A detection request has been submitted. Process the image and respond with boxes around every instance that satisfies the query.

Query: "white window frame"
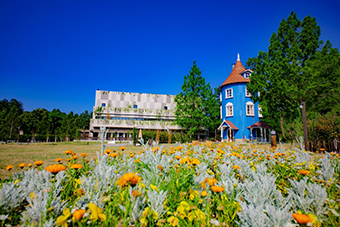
[225,88,233,99]
[245,88,252,97]
[246,101,254,116]
[258,106,263,118]
[226,103,233,117]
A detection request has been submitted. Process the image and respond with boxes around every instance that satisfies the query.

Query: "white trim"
[225,88,233,99]
[246,101,254,116]
[245,88,252,97]
[226,102,233,117]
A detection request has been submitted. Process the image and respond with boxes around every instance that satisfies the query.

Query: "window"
[245,88,252,97]
[258,106,263,118]
[246,101,254,116]
[220,106,222,119]
[244,72,250,79]
[101,103,106,107]
[133,104,138,108]
[225,88,233,99]
[164,106,168,110]
[226,103,233,117]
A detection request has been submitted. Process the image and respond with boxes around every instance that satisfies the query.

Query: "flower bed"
[0,142,339,226]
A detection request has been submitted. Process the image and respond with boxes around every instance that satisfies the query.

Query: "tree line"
[246,12,340,147]
[0,99,91,142]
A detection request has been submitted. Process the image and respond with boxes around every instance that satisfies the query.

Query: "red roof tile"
[220,59,250,88]
[218,120,239,130]
[247,121,272,129]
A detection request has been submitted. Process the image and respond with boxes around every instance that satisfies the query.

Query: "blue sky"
[1,0,339,114]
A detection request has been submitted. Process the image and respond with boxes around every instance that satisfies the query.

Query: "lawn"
[0,142,174,179]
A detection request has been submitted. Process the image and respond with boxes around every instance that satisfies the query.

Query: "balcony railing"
[91,119,182,130]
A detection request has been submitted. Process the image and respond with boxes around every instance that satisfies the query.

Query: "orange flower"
[233,165,241,170]
[55,158,63,162]
[70,164,83,169]
[190,159,200,165]
[132,190,139,197]
[292,213,312,225]
[205,178,217,186]
[34,161,43,166]
[175,155,181,160]
[5,165,13,171]
[71,155,79,160]
[65,158,71,162]
[201,190,207,197]
[74,188,85,196]
[45,164,66,174]
[104,149,111,154]
[65,150,72,155]
[73,209,86,221]
[211,186,224,193]
[117,172,141,188]
[120,147,126,151]
[109,153,118,158]
[80,153,87,158]
[28,164,32,167]
[18,163,26,169]
[298,170,310,175]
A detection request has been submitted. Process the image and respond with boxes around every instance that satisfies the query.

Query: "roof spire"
[237,53,240,61]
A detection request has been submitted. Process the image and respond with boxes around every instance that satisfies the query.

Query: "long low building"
[89,90,182,139]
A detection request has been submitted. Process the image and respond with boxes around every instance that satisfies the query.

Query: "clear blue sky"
[1,0,339,114]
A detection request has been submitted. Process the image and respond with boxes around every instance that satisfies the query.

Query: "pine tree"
[175,61,220,139]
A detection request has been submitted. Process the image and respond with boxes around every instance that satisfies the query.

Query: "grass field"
[0,141,174,179]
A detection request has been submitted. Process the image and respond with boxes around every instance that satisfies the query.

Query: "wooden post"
[301,101,309,151]
[271,131,277,148]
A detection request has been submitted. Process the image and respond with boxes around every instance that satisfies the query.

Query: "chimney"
[231,63,235,69]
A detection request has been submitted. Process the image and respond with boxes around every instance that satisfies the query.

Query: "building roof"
[218,120,239,130]
[220,56,250,88]
[247,121,272,129]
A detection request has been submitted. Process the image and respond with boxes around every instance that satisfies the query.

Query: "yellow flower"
[56,208,71,226]
[117,172,141,188]
[175,155,181,160]
[88,203,106,222]
[167,216,179,226]
[201,190,207,197]
[109,153,118,158]
[150,184,159,192]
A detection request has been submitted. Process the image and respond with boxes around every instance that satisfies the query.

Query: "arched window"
[246,101,254,116]
[226,103,233,117]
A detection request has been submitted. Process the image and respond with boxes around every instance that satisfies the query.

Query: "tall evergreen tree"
[175,61,220,139]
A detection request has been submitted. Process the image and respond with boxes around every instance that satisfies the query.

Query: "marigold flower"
[211,185,224,193]
[175,155,181,160]
[18,163,26,169]
[117,172,141,188]
[201,190,207,197]
[70,164,83,169]
[80,153,87,157]
[56,208,71,226]
[55,158,63,162]
[64,150,72,155]
[190,159,200,165]
[298,170,310,175]
[34,161,43,166]
[132,190,139,197]
[205,177,217,186]
[28,163,32,167]
[5,165,14,171]
[292,213,312,225]
[45,164,66,174]
[71,155,79,160]
[120,147,126,151]
[109,153,118,158]
[233,165,241,170]
[65,158,71,162]
[73,209,86,221]
[105,149,111,154]
[74,188,85,196]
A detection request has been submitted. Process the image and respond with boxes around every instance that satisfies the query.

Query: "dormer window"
[246,88,252,97]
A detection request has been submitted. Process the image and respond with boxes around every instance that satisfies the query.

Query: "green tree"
[246,12,322,137]
[0,99,23,140]
[175,61,220,139]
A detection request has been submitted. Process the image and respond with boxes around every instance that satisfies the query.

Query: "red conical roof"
[220,57,250,88]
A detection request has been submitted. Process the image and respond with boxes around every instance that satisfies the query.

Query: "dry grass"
[0,141,174,179]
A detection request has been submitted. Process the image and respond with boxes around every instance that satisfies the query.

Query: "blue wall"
[221,83,259,140]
